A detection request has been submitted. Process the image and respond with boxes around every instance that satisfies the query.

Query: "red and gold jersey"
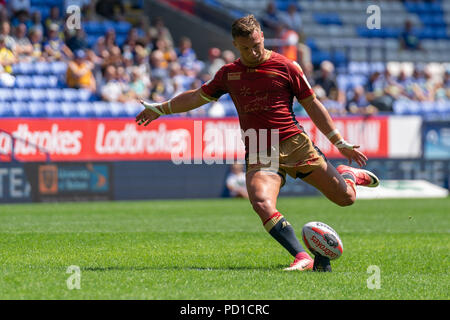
[200,51,315,152]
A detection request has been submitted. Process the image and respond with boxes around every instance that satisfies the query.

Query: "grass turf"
[0,197,448,300]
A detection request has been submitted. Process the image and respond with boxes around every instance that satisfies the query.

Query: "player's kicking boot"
[283,252,314,271]
[337,165,379,188]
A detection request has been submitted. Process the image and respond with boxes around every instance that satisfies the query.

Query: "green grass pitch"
[0,197,448,300]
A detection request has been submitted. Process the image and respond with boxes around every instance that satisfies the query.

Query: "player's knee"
[251,199,275,216]
[335,193,355,207]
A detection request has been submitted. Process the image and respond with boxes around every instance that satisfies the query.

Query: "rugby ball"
[302,221,343,260]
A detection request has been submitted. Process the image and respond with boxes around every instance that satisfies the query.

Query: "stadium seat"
[0,102,13,117]
[34,61,52,75]
[115,21,132,34]
[12,62,33,75]
[109,102,129,117]
[29,89,48,102]
[15,75,33,88]
[50,62,67,76]
[46,88,63,102]
[76,102,96,117]
[62,88,79,102]
[61,102,79,117]
[123,102,143,117]
[93,102,113,117]
[0,88,13,102]
[44,102,63,117]
[12,89,31,102]
[11,102,31,117]
[28,102,47,117]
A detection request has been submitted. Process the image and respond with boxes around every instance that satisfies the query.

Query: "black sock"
[263,212,305,257]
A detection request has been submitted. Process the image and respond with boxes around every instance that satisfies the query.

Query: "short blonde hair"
[231,14,261,39]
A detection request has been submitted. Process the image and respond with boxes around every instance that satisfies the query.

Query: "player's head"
[231,15,265,66]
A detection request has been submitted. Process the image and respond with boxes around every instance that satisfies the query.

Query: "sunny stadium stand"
[0,0,449,119]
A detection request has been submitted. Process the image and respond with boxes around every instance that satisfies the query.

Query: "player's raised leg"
[246,170,313,271]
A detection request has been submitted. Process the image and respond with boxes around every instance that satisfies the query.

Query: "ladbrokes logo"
[0,124,82,156]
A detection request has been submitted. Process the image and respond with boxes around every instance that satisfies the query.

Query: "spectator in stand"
[101,65,128,102]
[126,67,149,100]
[204,47,225,76]
[226,164,248,199]
[104,28,118,52]
[45,6,63,35]
[278,3,302,34]
[8,0,30,18]
[260,2,281,31]
[148,16,174,48]
[13,23,33,60]
[399,20,422,51]
[1,21,16,52]
[149,49,169,79]
[29,10,44,35]
[150,76,168,103]
[176,36,198,70]
[222,49,236,64]
[272,23,298,62]
[313,60,343,103]
[153,36,177,66]
[346,85,378,115]
[66,49,96,93]
[314,84,346,115]
[66,27,88,52]
[11,9,31,29]
[0,34,16,72]
[29,27,43,61]
[44,23,73,61]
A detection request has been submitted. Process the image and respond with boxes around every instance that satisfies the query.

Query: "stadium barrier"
[0,116,448,203]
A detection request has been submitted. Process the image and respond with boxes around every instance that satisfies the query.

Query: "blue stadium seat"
[115,21,132,34]
[29,89,48,102]
[0,88,13,102]
[45,102,63,117]
[12,89,31,102]
[110,102,129,117]
[61,102,79,117]
[31,75,54,89]
[46,88,63,102]
[76,102,96,117]
[11,102,32,117]
[62,88,79,102]
[12,62,33,75]
[84,21,105,35]
[28,102,47,117]
[34,61,52,75]
[77,89,93,102]
[15,75,33,88]
[0,102,13,117]
[93,102,113,117]
[123,103,142,117]
[393,100,408,115]
[50,62,67,76]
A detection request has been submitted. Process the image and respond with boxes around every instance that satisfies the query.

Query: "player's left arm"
[301,97,367,167]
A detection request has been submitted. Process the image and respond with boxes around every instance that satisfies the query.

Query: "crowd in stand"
[0,0,449,117]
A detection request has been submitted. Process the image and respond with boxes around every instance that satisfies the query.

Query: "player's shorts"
[245,132,327,187]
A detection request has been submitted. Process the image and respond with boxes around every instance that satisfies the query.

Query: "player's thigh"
[246,170,282,222]
[301,161,355,206]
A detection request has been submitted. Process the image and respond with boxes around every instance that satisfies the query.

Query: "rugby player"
[135,15,379,272]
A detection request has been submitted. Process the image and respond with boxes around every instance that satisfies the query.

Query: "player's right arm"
[135,87,209,126]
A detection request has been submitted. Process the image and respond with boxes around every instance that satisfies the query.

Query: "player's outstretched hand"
[135,100,161,126]
[338,145,368,168]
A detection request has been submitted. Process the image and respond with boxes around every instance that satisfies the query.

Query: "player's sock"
[263,212,305,257]
[340,172,356,194]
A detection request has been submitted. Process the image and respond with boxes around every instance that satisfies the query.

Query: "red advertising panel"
[0,117,388,162]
